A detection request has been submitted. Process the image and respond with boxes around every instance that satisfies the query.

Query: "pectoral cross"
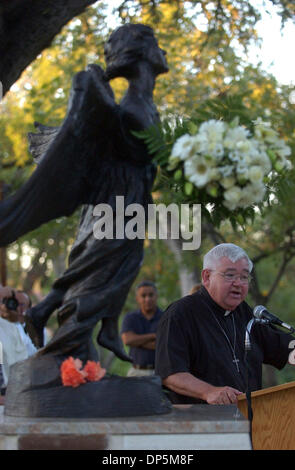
[233,357,240,372]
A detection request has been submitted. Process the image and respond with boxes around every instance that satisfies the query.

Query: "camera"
[2,291,19,311]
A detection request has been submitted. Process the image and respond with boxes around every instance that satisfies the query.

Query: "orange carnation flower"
[83,360,106,382]
[60,357,87,388]
[60,357,106,388]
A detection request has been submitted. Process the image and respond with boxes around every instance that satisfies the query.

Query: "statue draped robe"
[0,66,158,364]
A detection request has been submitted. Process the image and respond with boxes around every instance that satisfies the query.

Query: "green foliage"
[135,92,293,235]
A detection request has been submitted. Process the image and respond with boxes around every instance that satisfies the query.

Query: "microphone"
[253,305,294,332]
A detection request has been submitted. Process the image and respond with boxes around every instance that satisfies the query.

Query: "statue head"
[104,23,168,80]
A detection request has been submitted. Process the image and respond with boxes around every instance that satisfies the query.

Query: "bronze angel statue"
[0,24,168,371]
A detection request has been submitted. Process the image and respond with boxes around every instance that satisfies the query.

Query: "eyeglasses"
[213,271,252,284]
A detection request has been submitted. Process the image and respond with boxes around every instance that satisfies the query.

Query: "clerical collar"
[199,286,234,317]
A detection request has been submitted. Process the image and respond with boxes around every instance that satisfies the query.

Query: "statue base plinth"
[4,358,171,418]
[0,404,252,450]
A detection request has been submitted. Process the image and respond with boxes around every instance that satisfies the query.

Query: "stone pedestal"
[0,404,251,450]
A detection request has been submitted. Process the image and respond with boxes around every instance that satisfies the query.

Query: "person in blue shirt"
[121,281,163,377]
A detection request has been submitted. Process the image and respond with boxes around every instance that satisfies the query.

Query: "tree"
[1,0,294,98]
[0,0,100,96]
[2,1,294,294]
[1,1,295,379]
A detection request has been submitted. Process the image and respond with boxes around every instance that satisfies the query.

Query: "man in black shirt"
[155,243,294,405]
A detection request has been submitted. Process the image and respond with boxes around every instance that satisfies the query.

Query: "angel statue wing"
[28,123,60,165]
[0,65,118,247]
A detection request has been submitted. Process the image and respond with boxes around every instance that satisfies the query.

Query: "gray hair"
[203,243,253,272]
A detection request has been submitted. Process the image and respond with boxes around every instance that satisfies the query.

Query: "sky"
[4,1,295,103]
[106,0,295,87]
[247,3,295,86]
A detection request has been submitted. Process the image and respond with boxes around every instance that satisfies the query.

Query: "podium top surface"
[238,380,295,402]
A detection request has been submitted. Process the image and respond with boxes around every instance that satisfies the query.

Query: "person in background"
[0,287,37,356]
[15,290,37,355]
[0,286,32,395]
[121,281,163,377]
[0,315,29,391]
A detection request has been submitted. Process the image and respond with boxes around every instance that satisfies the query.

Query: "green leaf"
[187,121,198,135]
[184,181,193,196]
[174,169,182,181]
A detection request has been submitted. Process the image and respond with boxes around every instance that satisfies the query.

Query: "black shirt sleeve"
[155,301,193,379]
[254,323,294,370]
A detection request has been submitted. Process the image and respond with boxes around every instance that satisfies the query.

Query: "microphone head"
[253,305,266,319]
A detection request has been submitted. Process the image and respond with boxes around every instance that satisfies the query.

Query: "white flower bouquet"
[168,117,292,213]
[134,98,293,228]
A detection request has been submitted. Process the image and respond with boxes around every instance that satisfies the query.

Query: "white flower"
[167,117,291,214]
[219,165,234,178]
[220,176,236,189]
[198,119,226,142]
[223,186,243,211]
[244,153,256,166]
[236,139,253,154]
[236,162,249,177]
[253,150,272,174]
[247,165,264,184]
[170,134,195,162]
[228,150,247,164]
[202,141,225,159]
[224,126,250,150]
[272,142,292,172]
[193,133,210,155]
[238,182,266,206]
[272,141,292,159]
[284,159,293,170]
[214,143,225,158]
[249,182,266,203]
[194,120,226,161]
[238,185,257,208]
[274,157,293,172]
[209,167,222,181]
[253,118,279,143]
[184,156,212,188]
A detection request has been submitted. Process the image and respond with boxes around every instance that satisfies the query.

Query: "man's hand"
[204,386,243,405]
[163,372,243,405]
[0,304,19,323]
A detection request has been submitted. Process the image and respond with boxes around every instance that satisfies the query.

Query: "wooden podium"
[237,381,295,450]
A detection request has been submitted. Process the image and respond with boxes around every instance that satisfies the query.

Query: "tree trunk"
[0,0,97,96]
[163,237,200,296]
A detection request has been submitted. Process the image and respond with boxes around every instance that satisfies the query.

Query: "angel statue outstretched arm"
[0,24,168,370]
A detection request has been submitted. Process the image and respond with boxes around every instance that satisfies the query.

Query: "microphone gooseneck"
[253,305,294,333]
